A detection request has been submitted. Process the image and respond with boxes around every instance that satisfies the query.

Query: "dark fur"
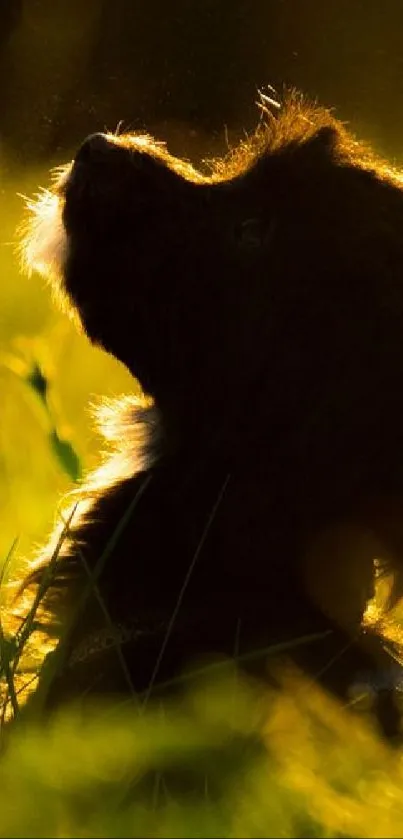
[14,93,403,738]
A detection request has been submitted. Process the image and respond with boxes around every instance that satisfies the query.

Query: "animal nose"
[74,132,111,165]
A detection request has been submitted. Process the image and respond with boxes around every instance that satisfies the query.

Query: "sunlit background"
[2,3,403,835]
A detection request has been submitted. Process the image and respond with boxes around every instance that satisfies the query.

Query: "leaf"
[25,361,49,405]
[49,430,82,482]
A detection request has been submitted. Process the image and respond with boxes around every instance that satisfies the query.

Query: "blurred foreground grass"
[1,666,403,838]
[0,164,134,566]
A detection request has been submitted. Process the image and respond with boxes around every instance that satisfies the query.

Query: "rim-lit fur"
[10,91,403,730]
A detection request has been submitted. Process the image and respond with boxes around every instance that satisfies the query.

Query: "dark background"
[1,0,403,167]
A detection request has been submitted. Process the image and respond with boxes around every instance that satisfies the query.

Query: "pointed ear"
[308,125,339,150]
[303,125,342,163]
[269,125,340,177]
[298,126,339,162]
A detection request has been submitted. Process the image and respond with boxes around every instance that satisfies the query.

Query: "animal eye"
[234,217,274,249]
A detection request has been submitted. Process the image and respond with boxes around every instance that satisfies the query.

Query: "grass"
[2,164,403,837]
[1,664,403,838]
